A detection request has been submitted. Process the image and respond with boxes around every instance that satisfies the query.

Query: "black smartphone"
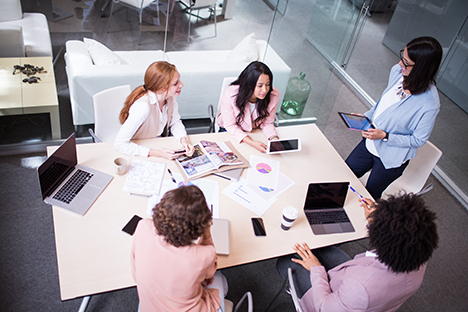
[122,215,143,235]
[251,217,266,236]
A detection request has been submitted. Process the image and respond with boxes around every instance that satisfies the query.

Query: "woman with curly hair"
[276,192,439,312]
[131,185,228,312]
[216,61,280,153]
[114,61,194,159]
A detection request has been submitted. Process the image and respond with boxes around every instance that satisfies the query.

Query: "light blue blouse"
[364,64,440,169]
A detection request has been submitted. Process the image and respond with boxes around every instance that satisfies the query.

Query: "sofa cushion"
[84,38,127,65]
[0,25,25,57]
[0,0,23,22]
[0,13,52,57]
[227,32,258,63]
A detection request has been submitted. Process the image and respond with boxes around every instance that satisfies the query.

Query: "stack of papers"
[222,155,295,215]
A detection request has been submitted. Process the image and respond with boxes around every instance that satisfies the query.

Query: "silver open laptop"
[303,182,355,235]
[37,133,113,216]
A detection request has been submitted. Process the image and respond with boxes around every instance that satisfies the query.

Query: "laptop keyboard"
[53,169,93,204]
[306,210,350,224]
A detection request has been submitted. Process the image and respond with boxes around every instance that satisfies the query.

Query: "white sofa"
[64,39,291,126]
[0,13,53,57]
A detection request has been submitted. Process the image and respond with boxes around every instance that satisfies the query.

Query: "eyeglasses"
[399,50,415,69]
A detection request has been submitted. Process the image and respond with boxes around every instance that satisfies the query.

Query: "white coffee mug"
[281,206,298,231]
[114,157,127,175]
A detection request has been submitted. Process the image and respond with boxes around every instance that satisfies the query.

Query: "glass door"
[306,0,370,67]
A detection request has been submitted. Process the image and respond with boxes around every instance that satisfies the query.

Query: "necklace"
[396,85,408,100]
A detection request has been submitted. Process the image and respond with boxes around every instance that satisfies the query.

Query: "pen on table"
[130,192,151,197]
[167,168,176,184]
[349,186,369,207]
[210,204,213,216]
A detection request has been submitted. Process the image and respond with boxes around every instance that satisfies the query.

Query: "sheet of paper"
[123,159,165,196]
[147,173,220,217]
[246,172,295,201]
[222,178,277,216]
[246,155,280,189]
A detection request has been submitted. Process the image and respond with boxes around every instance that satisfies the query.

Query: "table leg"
[78,296,91,312]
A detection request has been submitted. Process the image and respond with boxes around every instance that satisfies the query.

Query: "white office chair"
[287,268,304,312]
[89,85,131,143]
[359,141,443,198]
[265,267,303,312]
[107,0,159,44]
[180,0,217,42]
[208,76,237,133]
[224,291,253,312]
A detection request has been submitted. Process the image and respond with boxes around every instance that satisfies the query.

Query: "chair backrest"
[359,141,443,197]
[288,268,303,312]
[224,291,253,312]
[212,76,237,132]
[92,85,131,142]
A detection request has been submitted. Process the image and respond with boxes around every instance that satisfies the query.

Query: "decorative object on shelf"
[12,64,47,76]
[281,72,311,116]
[22,76,41,84]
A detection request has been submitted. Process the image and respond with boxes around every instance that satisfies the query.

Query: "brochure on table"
[175,140,249,181]
[123,159,165,196]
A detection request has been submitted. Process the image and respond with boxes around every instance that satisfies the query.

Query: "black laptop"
[303,182,355,235]
[37,133,113,216]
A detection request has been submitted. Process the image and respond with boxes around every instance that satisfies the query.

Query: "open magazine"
[176,140,249,180]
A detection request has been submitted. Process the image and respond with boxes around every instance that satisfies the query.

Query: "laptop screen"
[38,134,78,199]
[304,182,349,210]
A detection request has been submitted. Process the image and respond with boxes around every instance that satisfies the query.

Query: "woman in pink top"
[217,61,280,153]
[114,61,195,159]
[131,185,228,312]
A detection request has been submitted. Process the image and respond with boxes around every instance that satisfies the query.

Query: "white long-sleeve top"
[114,91,187,157]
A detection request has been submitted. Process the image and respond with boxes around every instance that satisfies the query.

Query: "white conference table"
[50,124,370,301]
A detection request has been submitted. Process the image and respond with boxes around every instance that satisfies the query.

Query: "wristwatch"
[383,132,389,142]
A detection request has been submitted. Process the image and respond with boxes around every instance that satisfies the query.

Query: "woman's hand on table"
[362,128,386,140]
[291,242,322,271]
[149,148,183,160]
[242,136,268,153]
[180,137,195,156]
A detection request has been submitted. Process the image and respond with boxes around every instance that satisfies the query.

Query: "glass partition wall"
[2,0,467,207]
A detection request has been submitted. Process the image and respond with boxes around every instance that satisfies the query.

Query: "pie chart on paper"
[256,163,272,174]
[259,186,274,192]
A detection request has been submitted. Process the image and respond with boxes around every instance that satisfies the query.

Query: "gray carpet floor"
[2,0,468,311]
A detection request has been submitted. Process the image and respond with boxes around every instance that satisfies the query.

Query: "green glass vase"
[281,72,311,116]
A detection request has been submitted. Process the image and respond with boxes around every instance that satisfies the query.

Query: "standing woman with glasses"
[345,37,443,199]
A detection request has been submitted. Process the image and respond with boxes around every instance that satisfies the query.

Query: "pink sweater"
[131,219,220,312]
[217,85,279,143]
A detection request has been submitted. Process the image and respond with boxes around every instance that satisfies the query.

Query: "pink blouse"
[131,219,220,312]
[217,85,279,143]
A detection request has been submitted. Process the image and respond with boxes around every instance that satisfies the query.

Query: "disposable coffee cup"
[114,157,127,175]
[281,206,298,231]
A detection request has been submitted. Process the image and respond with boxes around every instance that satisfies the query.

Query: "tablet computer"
[267,138,301,154]
[338,112,375,131]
